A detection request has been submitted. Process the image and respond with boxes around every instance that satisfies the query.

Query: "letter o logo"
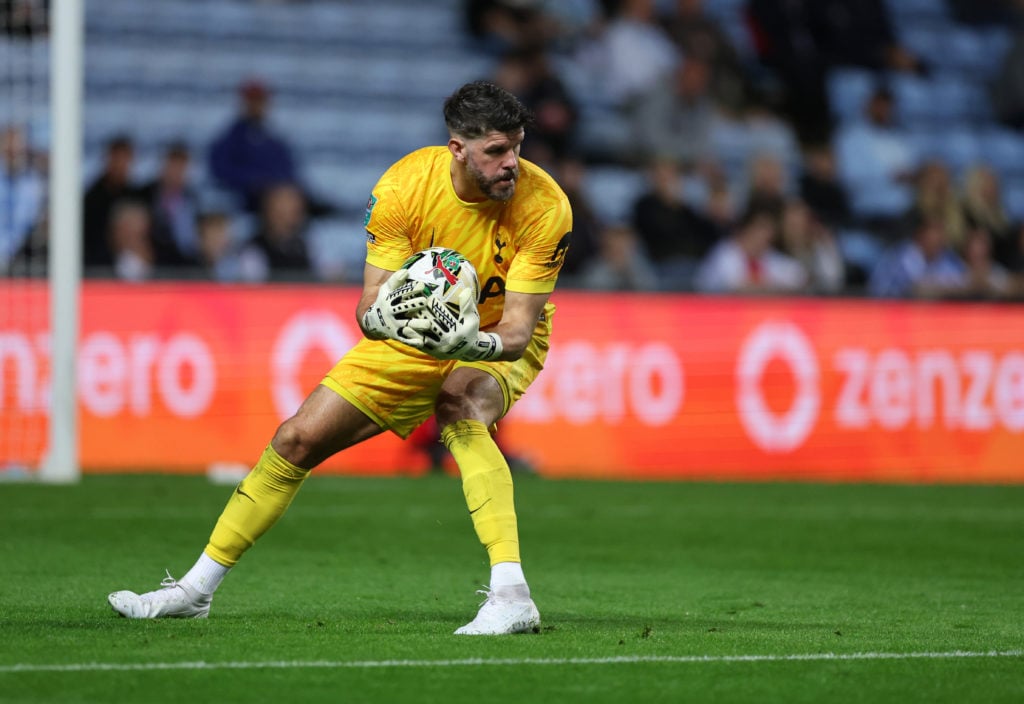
[158,333,216,418]
[736,321,820,453]
[271,311,354,420]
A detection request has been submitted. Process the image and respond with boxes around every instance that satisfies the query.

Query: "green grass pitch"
[0,475,1021,703]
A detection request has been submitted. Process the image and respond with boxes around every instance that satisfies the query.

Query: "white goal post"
[38,0,83,482]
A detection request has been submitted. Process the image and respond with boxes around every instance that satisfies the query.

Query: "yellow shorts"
[321,303,554,439]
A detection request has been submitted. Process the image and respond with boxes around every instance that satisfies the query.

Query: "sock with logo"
[203,444,310,568]
[441,419,521,567]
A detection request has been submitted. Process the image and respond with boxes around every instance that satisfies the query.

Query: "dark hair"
[738,199,782,230]
[443,80,533,139]
[164,140,190,159]
[106,134,134,152]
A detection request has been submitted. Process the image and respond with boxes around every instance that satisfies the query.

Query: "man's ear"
[448,136,466,163]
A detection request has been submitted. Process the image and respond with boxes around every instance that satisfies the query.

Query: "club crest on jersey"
[363,194,378,226]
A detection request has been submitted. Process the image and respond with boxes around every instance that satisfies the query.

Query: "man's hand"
[361,269,432,345]
[422,289,503,362]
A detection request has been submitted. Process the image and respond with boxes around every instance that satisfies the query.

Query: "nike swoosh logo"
[469,499,492,515]
[235,487,256,503]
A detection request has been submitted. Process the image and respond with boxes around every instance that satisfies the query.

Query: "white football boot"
[454,588,540,636]
[108,571,212,619]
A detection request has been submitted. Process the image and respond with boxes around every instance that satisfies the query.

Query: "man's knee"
[435,368,505,428]
[271,417,327,469]
[434,390,473,428]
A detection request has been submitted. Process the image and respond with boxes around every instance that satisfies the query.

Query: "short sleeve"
[364,170,414,271]
[506,196,574,294]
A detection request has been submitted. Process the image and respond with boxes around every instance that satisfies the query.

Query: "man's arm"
[484,290,550,361]
[355,262,393,327]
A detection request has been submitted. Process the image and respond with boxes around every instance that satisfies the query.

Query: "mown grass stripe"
[2,650,1021,674]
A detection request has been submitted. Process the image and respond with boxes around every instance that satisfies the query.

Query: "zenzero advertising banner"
[2,281,1022,482]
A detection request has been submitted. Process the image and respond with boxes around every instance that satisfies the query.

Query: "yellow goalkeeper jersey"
[363,146,573,328]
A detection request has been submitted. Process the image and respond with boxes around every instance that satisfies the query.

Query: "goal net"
[1,0,81,481]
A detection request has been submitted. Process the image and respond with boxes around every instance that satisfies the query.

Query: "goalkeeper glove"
[422,288,503,362]
[361,269,432,345]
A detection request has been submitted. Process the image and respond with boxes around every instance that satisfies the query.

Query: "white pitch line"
[1,650,1021,674]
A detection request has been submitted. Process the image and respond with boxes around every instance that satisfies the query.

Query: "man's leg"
[108,386,383,618]
[435,367,539,635]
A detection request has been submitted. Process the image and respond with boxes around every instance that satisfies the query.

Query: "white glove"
[361,269,432,345]
[422,288,503,362]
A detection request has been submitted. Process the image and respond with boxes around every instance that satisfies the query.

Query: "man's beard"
[469,160,519,202]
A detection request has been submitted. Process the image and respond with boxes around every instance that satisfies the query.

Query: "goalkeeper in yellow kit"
[107,81,573,635]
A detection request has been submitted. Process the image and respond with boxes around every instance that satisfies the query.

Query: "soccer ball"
[399,247,479,316]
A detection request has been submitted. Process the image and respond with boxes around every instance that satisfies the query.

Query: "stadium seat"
[931,73,982,122]
[582,167,648,225]
[0,37,50,81]
[933,127,981,174]
[305,161,389,212]
[890,73,988,127]
[884,0,950,25]
[897,24,939,61]
[979,127,1024,180]
[1001,178,1024,220]
[708,118,755,180]
[827,69,877,124]
[699,0,755,58]
[306,217,370,282]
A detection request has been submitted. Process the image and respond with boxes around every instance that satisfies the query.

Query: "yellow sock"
[441,420,520,566]
[204,445,309,567]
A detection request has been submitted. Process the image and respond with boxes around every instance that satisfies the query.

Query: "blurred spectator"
[109,201,154,282]
[740,100,800,169]
[551,155,602,278]
[961,227,1015,299]
[745,0,832,143]
[695,201,806,293]
[806,0,925,74]
[195,210,249,282]
[1,0,48,38]
[7,212,47,275]
[237,183,311,281]
[906,161,966,251]
[993,32,1024,131]
[464,0,550,55]
[776,198,845,293]
[83,134,143,269]
[536,0,603,50]
[740,152,788,213]
[630,56,718,166]
[960,165,1017,268]
[632,157,720,287]
[493,44,580,165]
[948,0,1019,25]
[0,124,45,272]
[660,0,751,115]
[208,79,301,213]
[578,222,659,290]
[703,174,739,234]
[1000,223,1024,274]
[868,215,967,299]
[834,86,917,233]
[746,0,924,142]
[140,141,201,269]
[574,0,681,109]
[798,142,851,229]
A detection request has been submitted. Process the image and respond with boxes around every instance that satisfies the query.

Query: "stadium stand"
[3,0,1021,290]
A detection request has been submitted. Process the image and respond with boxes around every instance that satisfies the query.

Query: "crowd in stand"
[3,0,1024,300]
